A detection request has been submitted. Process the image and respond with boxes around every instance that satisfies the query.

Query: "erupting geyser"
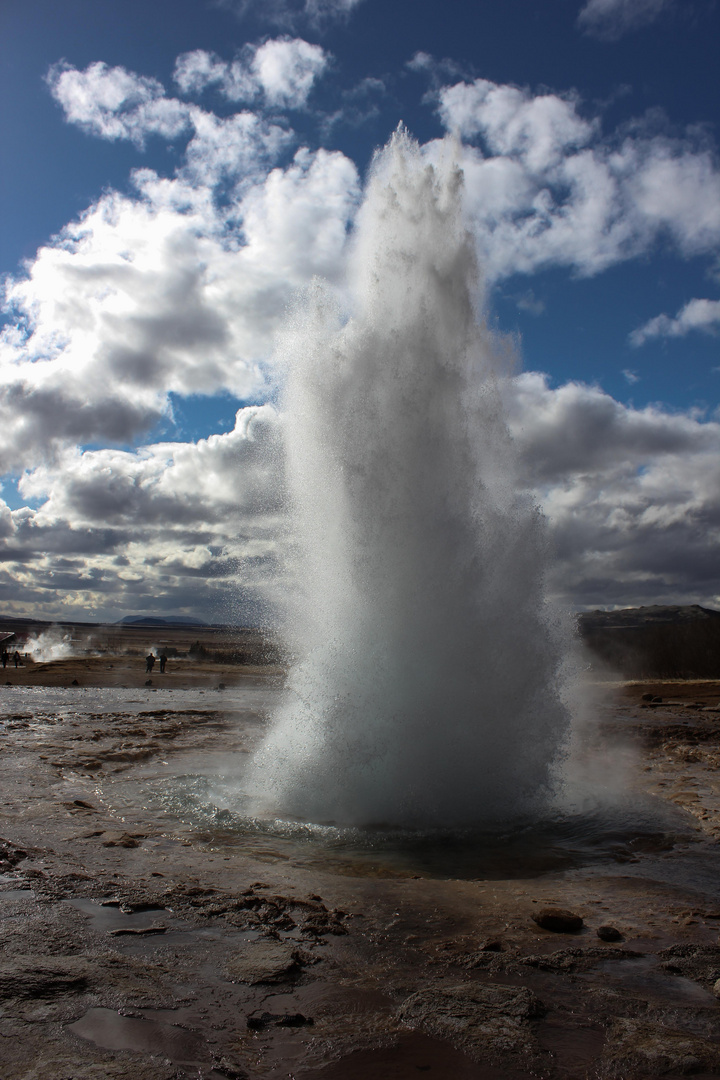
[248,129,573,828]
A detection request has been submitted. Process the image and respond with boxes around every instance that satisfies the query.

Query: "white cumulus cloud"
[174,38,329,109]
[0,406,284,622]
[432,77,720,280]
[508,373,720,607]
[630,297,720,345]
[1,144,359,471]
[3,374,720,619]
[47,61,192,147]
[438,79,596,172]
[5,53,720,618]
[252,37,329,106]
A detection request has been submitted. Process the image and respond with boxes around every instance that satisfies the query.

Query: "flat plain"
[2,646,720,1079]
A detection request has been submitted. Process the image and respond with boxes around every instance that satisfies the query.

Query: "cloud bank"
[2,46,720,619]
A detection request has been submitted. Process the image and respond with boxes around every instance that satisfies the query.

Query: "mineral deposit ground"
[2,668,720,1079]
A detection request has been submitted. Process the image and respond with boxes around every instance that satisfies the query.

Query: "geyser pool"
[247,129,574,828]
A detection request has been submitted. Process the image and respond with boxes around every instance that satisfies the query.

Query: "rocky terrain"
[1,673,720,1077]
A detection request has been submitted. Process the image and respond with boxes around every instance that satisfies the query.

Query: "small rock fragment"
[223,940,305,985]
[212,1058,249,1080]
[532,907,583,933]
[108,925,167,936]
[597,925,623,942]
[246,1011,313,1030]
[102,832,145,848]
[0,840,27,870]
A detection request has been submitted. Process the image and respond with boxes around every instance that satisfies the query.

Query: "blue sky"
[1,0,719,620]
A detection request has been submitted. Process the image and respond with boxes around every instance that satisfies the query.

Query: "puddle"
[536,1021,606,1076]
[68,1008,205,1064]
[121,771,698,881]
[66,898,171,934]
[0,685,276,718]
[596,954,717,1004]
[300,1032,524,1079]
[65,898,257,948]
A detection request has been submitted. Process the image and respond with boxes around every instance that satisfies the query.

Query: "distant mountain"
[578,604,720,630]
[117,616,209,627]
[578,605,720,679]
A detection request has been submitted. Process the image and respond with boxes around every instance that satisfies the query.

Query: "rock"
[107,925,167,937]
[465,943,643,976]
[601,1017,720,1077]
[0,957,90,999]
[658,943,720,984]
[641,693,654,701]
[276,1012,313,1027]
[222,941,306,985]
[597,924,623,942]
[531,907,584,933]
[520,946,642,973]
[246,1011,313,1030]
[398,982,544,1063]
[0,839,27,870]
[212,1058,249,1080]
[102,832,144,848]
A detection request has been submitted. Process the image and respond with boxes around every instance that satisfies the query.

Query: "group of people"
[145,652,168,674]
[1,650,21,669]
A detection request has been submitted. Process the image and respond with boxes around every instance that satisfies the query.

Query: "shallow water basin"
[68,1007,206,1064]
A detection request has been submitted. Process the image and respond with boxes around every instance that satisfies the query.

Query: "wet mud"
[1,678,720,1077]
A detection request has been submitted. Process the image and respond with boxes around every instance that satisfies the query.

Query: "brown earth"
[1,654,283,690]
[0,621,282,690]
[1,673,720,1078]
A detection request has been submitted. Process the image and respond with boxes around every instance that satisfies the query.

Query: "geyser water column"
[248,129,572,828]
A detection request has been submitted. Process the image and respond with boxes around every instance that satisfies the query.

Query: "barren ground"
[1,668,720,1079]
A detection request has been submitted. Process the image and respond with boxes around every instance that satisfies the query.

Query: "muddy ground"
[1,674,720,1078]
